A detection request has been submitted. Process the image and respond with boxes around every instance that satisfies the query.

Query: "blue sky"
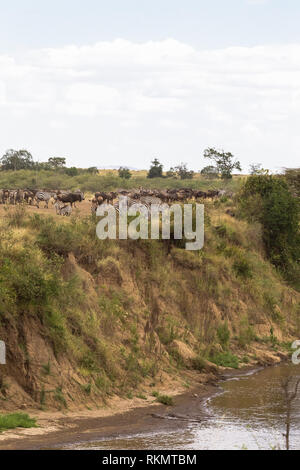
[1,0,299,52]
[0,0,299,171]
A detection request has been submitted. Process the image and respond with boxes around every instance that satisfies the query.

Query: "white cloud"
[0,39,299,170]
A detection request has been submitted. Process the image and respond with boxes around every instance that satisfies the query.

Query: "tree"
[284,168,300,198]
[87,167,98,175]
[249,163,269,175]
[48,157,66,169]
[0,149,34,171]
[34,161,51,171]
[204,148,242,179]
[200,165,219,179]
[166,168,177,178]
[65,167,78,176]
[147,158,163,179]
[238,175,300,280]
[174,163,194,180]
[118,167,132,180]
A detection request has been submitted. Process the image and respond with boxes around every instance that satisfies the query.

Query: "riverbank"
[0,377,216,450]
[0,348,289,450]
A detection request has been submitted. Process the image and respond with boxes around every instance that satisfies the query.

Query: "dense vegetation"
[238,174,300,289]
[0,168,243,193]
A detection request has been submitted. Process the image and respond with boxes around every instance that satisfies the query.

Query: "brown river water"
[66,363,300,450]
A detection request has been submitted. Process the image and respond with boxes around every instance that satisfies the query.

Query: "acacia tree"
[48,157,66,169]
[0,149,34,171]
[204,148,242,179]
[147,158,163,179]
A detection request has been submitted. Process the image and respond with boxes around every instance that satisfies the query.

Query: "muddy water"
[68,363,300,450]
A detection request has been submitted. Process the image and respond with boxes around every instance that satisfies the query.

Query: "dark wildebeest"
[57,191,85,208]
[24,189,38,205]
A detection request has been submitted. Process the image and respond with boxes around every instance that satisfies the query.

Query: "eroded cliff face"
[0,209,299,411]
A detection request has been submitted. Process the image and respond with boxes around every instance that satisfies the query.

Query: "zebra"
[54,202,72,217]
[35,191,56,209]
[92,195,166,218]
[113,196,164,216]
[9,190,17,205]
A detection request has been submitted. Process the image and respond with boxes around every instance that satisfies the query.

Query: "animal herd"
[91,188,232,213]
[0,189,85,216]
[0,187,232,217]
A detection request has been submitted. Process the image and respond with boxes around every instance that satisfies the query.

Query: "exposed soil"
[0,380,218,450]
[0,199,93,219]
[0,363,281,450]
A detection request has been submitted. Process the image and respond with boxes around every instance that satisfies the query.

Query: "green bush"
[238,175,300,285]
[238,318,257,348]
[210,351,239,369]
[233,257,253,279]
[156,394,174,406]
[217,322,230,349]
[0,413,37,432]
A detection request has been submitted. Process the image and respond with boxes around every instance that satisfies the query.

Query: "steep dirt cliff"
[0,204,299,411]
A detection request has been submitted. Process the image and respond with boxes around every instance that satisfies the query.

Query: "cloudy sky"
[0,0,299,171]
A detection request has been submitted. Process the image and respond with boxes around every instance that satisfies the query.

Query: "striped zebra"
[54,202,72,217]
[35,191,56,209]
[93,196,165,216]
[113,196,164,216]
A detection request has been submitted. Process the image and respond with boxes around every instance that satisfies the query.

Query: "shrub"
[118,167,132,180]
[97,257,122,285]
[233,257,253,279]
[217,322,230,349]
[0,413,37,432]
[156,394,174,406]
[210,351,239,369]
[53,387,67,408]
[81,383,92,395]
[37,220,82,257]
[4,205,27,228]
[192,355,206,371]
[238,175,300,281]
[238,318,257,348]
[136,393,147,400]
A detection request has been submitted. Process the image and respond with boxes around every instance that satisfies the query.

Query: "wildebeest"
[57,191,85,207]
[0,190,5,204]
[24,189,38,205]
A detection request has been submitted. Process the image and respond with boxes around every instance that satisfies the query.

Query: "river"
[66,362,300,450]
